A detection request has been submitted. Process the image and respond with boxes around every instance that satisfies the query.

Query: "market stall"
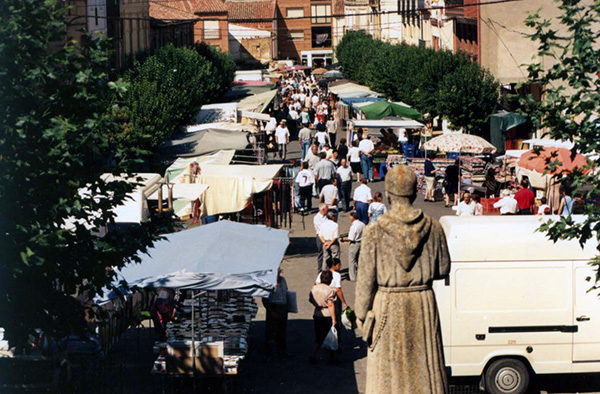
[115,221,289,386]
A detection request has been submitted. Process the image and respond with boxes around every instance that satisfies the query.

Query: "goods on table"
[459,156,487,182]
[152,290,258,376]
[408,158,454,194]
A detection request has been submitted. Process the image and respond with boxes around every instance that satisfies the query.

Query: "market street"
[236,145,600,394]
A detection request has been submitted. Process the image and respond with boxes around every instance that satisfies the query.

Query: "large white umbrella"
[423,134,497,154]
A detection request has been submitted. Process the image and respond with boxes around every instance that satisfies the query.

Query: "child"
[368,192,387,223]
[473,194,484,216]
[537,197,551,215]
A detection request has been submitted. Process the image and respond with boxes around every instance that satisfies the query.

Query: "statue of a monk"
[356,165,451,394]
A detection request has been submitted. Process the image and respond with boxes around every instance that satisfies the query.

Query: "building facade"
[276,0,335,66]
[227,0,278,66]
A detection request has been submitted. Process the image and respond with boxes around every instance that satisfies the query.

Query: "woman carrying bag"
[308,270,338,364]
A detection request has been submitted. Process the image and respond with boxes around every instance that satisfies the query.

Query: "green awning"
[489,112,528,154]
[359,101,424,122]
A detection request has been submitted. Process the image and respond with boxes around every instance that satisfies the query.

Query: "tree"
[335,31,499,130]
[0,0,165,349]
[438,60,500,134]
[123,45,219,149]
[518,0,600,288]
[195,42,237,102]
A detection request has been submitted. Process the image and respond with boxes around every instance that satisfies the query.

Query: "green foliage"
[122,44,235,150]
[335,31,500,133]
[438,61,500,133]
[0,0,166,349]
[518,0,600,291]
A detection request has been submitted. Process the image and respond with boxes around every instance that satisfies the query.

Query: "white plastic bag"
[322,326,338,351]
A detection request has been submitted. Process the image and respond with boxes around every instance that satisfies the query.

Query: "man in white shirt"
[295,161,315,211]
[493,189,519,215]
[315,129,330,150]
[341,212,366,281]
[359,136,375,182]
[454,191,477,216]
[311,94,319,107]
[336,158,353,212]
[275,121,290,160]
[319,178,339,220]
[313,204,329,272]
[318,212,340,270]
[353,178,373,224]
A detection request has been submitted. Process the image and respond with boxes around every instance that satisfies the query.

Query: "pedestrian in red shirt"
[514,179,535,214]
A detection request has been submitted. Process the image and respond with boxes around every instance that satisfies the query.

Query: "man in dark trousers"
[514,179,535,214]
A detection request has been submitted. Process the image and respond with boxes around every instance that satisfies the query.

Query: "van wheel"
[484,358,530,394]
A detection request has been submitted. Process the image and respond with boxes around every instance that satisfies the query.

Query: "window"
[287,31,305,41]
[286,8,304,18]
[311,4,331,24]
[203,20,219,39]
[311,26,331,48]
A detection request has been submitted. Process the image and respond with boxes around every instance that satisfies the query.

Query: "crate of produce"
[482,198,501,214]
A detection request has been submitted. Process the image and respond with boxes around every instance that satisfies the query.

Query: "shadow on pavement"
[286,237,319,256]
[240,320,366,394]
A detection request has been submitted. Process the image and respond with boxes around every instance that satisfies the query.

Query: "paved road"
[93,143,600,394]
[238,145,600,394]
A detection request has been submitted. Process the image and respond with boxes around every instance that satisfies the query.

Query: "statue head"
[386,165,417,204]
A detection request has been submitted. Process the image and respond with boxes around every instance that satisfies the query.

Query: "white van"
[434,215,600,394]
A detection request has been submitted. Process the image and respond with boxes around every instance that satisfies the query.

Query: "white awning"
[350,119,426,129]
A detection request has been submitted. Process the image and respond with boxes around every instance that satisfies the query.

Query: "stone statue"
[356,165,451,394]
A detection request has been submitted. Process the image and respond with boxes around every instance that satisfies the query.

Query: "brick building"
[227,0,277,65]
[276,0,335,66]
[149,1,195,50]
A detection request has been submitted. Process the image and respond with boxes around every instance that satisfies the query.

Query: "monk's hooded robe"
[356,208,450,394]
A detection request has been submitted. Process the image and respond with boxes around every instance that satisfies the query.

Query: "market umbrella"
[323,70,343,79]
[423,134,497,154]
[517,147,589,175]
[359,100,425,122]
[312,67,328,75]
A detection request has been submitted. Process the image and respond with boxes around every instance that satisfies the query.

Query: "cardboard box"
[166,342,224,375]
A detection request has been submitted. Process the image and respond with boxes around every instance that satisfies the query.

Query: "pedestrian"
[318,212,341,270]
[296,161,315,212]
[150,288,177,341]
[455,191,476,216]
[298,123,313,161]
[316,257,349,346]
[398,127,409,155]
[472,194,484,216]
[262,268,289,360]
[347,140,362,182]
[315,128,330,150]
[314,152,336,193]
[336,138,349,164]
[275,120,290,160]
[304,143,320,171]
[514,179,535,214]
[424,152,438,202]
[537,197,551,215]
[353,178,373,225]
[300,107,311,126]
[359,135,375,182]
[308,269,337,364]
[341,212,365,282]
[368,191,387,223]
[336,158,353,212]
[326,115,338,147]
[319,178,339,220]
[558,186,574,217]
[493,189,519,215]
[444,159,460,207]
[313,204,329,272]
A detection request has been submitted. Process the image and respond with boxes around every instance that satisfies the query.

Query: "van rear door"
[572,260,600,371]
